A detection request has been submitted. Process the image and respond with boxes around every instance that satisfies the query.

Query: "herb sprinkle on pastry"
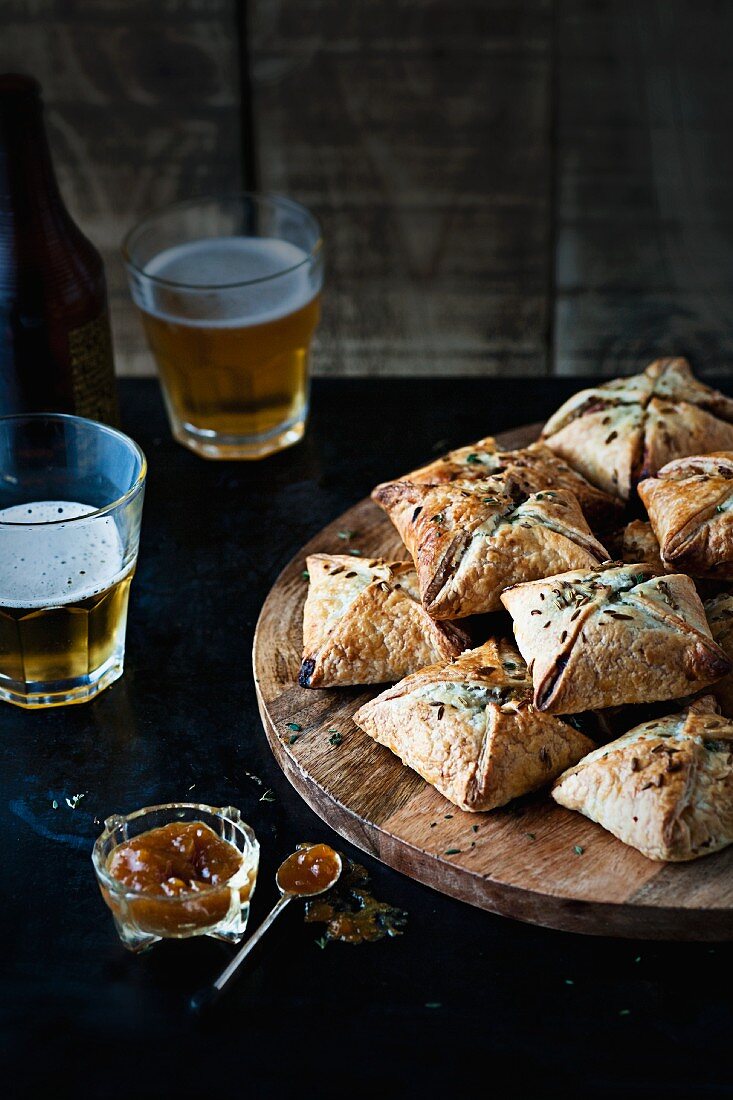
[382,437,621,531]
[501,563,731,714]
[541,358,733,500]
[299,554,471,688]
[372,476,609,619]
[353,640,595,812]
[553,697,733,861]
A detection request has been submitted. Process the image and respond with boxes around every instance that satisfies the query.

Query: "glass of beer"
[0,414,146,708]
[123,194,323,460]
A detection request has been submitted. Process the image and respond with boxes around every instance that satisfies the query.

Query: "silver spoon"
[191,843,343,1011]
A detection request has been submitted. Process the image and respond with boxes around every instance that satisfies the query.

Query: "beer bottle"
[0,74,119,423]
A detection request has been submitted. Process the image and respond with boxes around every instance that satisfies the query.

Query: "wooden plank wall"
[0,0,242,376]
[555,0,733,376]
[250,0,553,376]
[1,0,732,379]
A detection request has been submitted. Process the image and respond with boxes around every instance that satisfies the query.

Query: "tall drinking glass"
[123,193,324,460]
[0,415,146,708]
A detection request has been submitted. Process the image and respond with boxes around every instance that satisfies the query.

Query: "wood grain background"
[1,0,732,378]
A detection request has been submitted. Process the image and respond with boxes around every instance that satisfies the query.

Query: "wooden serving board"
[253,423,733,940]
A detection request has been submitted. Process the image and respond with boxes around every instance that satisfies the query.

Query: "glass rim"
[0,413,147,528]
[121,191,324,291]
[92,802,259,901]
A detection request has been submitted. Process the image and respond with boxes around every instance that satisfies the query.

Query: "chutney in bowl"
[92,803,259,953]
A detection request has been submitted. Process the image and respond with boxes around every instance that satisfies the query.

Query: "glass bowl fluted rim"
[121,191,324,291]
[0,413,147,528]
[91,802,259,902]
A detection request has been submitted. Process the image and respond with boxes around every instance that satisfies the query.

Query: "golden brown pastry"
[553,697,733,861]
[612,519,668,572]
[372,477,609,619]
[377,438,621,531]
[353,640,595,812]
[705,593,733,717]
[638,453,733,579]
[299,555,471,687]
[500,563,731,713]
[541,358,733,500]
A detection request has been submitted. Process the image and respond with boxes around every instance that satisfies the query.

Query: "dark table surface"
[3,377,732,1100]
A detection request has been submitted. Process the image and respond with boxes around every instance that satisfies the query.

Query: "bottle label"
[67,310,119,424]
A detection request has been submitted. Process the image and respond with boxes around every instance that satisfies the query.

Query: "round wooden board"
[253,422,733,940]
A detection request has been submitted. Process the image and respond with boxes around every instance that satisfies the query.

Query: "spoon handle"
[190,893,292,1012]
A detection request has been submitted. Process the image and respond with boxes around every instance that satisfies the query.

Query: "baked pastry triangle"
[372,477,609,619]
[541,358,733,499]
[500,563,731,713]
[552,698,733,861]
[389,437,620,530]
[353,640,595,812]
[705,593,733,717]
[299,555,471,687]
[638,453,733,579]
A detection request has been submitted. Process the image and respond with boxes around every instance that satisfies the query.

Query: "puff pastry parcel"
[638,453,733,579]
[353,640,595,812]
[299,555,471,687]
[392,438,620,530]
[501,564,731,713]
[553,698,733,861]
[541,358,733,500]
[705,594,733,717]
[372,477,609,619]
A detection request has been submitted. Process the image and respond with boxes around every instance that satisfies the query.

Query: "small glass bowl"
[92,803,259,953]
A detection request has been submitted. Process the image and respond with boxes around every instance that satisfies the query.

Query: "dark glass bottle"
[0,74,119,423]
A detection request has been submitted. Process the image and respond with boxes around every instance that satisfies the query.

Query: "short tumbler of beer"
[123,194,323,459]
[0,415,146,708]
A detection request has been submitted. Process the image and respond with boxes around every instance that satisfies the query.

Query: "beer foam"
[0,501,129,608]
[140,237,317,327]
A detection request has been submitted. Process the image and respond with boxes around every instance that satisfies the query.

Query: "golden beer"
[124,195,324,459]
[0,499,134,706]
[139,286,321,443]
[0,571,133,688]
[130,229,323,457]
